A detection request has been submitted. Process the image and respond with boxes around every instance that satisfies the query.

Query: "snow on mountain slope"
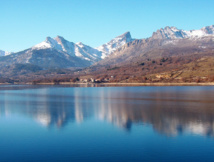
[96,32,135,58]
[1,25,213,70]
[0,50,13,56]
[74,42,102,61]
[0,50,5,56]
[32,36,102,63]
[32,37,63,51]
[0,31,135,68]
[152,25,214,40]
[0,32,132,69]
[32,32,135,61]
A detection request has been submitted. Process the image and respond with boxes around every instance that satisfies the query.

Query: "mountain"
[93,25,214,66]
[0,32,132,74]
[86,25,214,83]
[96,32,134,58]
[32,36,103,63]
[0,25,214,82]
[0,50,13,56]
[151,25,214,39]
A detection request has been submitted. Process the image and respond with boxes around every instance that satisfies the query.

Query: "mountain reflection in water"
[0,86,214,137]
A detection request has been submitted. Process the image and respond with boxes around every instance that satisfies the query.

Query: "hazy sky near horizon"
[1,0,214,52]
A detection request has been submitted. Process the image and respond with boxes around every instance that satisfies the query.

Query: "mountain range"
[94,25,214,67]
[0,25,214,82]
[0,31,133,68]
[86,25,214,83]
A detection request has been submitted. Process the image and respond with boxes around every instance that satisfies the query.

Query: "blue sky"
[0,0,214,52]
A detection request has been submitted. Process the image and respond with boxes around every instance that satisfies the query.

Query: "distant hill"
[83,25,214,83]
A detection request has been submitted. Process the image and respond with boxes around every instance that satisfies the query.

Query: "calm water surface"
[0,85,214,161]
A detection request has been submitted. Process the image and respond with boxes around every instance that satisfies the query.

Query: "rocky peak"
[54,36,70,49]
[45,36,58,47]
[96,31,134,58]
[0,50,14,56]
[119,31,131,39]
[201,25,214,34]
[45,36,54,42]
[152,25,214,40]
[32,36,62,50]
[152,27,187,40]
[55,35,64,39]
[76,42,84,48]
[55,36,66,43]
[114,31,133,44]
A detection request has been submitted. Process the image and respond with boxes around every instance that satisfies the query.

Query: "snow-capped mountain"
[0,50,13,56]
[93,25,214,69]
[0,33,134,70]
[152,25,214,40]
[0,25,214,74]
[32,36,102,63]
[31,32,135,61]
[96,32,134,58]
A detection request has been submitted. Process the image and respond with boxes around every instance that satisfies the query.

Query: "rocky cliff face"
[0,25,214,77]
[0,32,134,70]
[92,25,214,68]
[0,50,13,56]
[32,36,102,63]
[151,25,214,40]
[96,32,134,58]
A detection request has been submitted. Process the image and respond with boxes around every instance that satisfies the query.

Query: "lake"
[0,85,214,161]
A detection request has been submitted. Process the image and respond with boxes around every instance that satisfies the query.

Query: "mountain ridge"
[0,31,133,71]
[95,31,134,58]
[0,50,13,56]
[151,25,214,40]
[0,25,214,82]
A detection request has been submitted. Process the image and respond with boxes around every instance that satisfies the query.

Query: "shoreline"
[30,82,214,86]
